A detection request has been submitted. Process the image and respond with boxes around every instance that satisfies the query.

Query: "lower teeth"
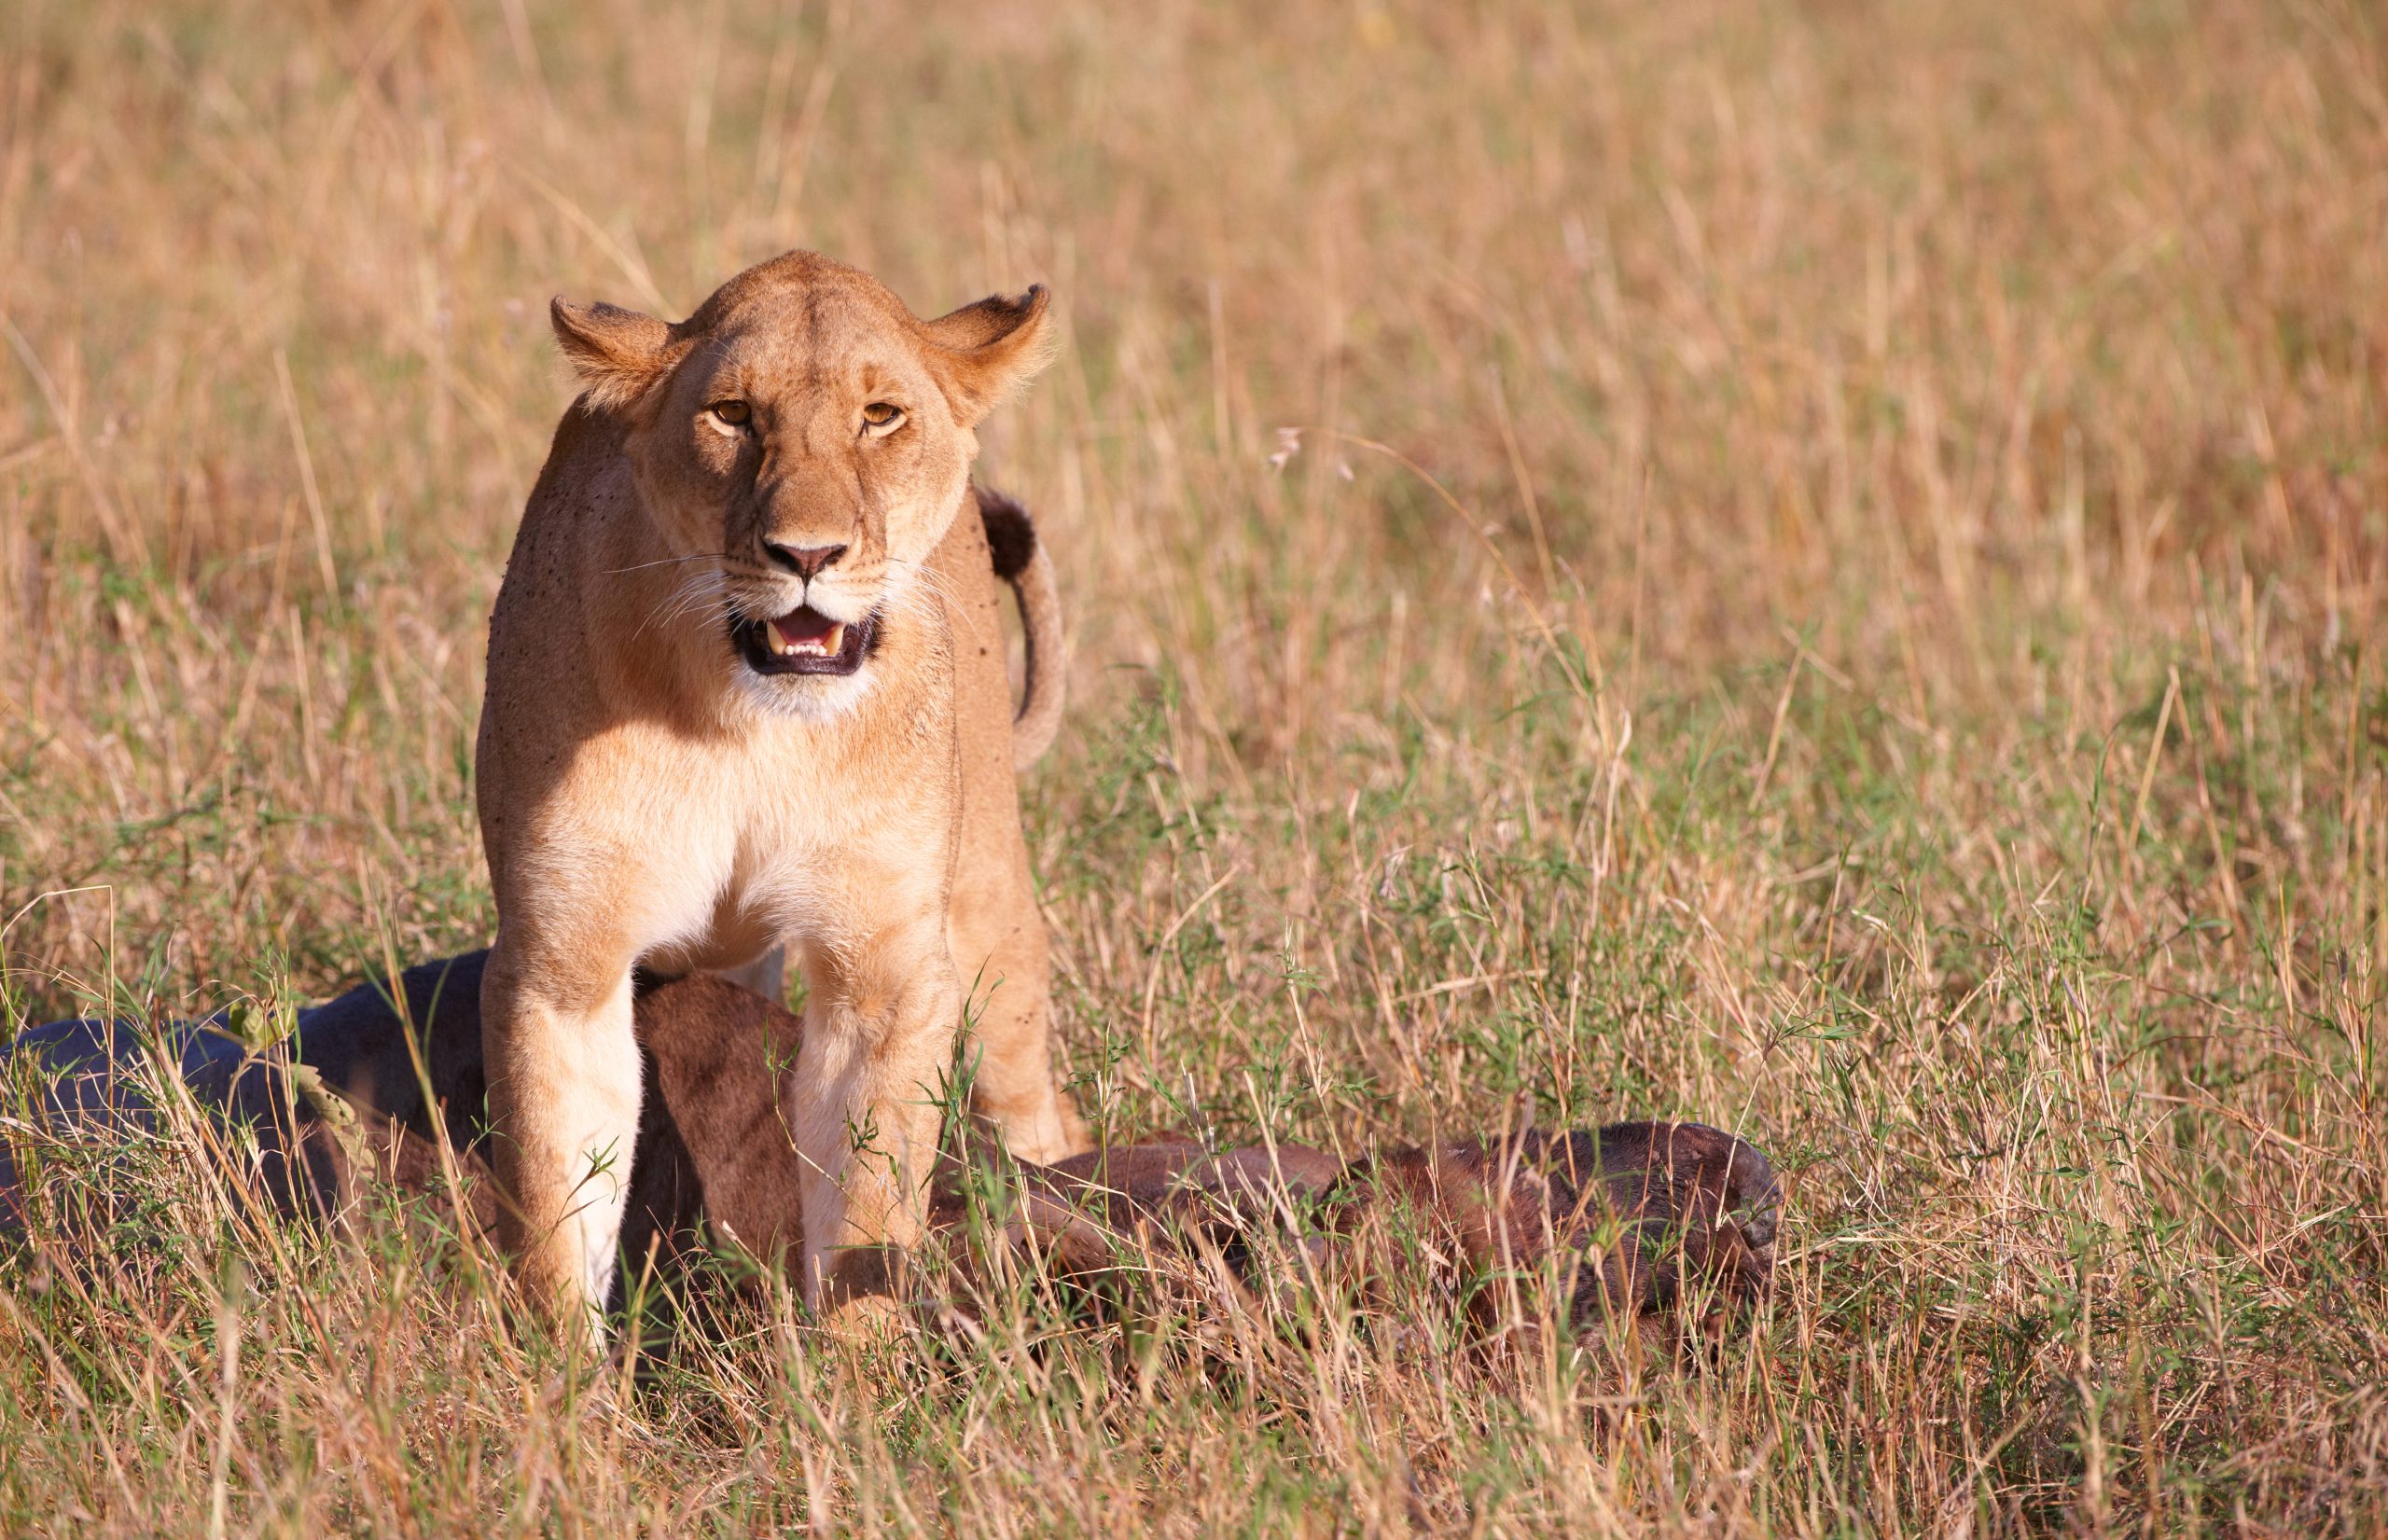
[762,621,844,659]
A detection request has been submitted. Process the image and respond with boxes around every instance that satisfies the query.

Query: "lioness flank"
[477,250,1085,1334]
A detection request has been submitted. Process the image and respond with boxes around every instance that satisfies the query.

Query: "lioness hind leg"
[931,506,1090,1163]
[951,862,1087,1162]
[480,947,645,1338]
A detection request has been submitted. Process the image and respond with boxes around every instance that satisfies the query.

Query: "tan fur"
[476,250,1084,1331]
[974,485,1066,770]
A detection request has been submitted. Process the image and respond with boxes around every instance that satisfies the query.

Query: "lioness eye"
[712,400,751,426]
[861,402,904,430]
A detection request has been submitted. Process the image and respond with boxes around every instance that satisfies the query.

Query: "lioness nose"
[763,540,847,580]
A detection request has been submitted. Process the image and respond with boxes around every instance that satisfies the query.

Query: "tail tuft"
[977,486,1038,581]
[973,484,1066,769]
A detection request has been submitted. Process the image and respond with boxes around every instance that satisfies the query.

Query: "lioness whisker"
[887,557,965,604]
[601,551,732,576]
[635,567,734,644]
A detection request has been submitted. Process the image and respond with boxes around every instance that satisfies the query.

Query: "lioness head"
[550,250,1054,711]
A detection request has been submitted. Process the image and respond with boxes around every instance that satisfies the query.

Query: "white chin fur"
[730,661,880,722]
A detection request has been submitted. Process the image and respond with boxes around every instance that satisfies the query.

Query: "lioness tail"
[975,484,1065,770]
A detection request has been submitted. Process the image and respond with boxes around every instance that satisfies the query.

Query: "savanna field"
[2,0,2385,1533]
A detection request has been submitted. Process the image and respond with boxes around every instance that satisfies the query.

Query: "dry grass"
[4,0,2386,1532]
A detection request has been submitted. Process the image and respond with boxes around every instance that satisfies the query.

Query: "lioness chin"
[477,249,1084,1333]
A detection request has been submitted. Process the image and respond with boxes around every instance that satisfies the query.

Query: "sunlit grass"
[2,0,2384,1532]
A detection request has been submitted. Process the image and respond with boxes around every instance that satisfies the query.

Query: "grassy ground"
[3,0,2385,1532]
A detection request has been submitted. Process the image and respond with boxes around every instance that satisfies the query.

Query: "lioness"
[476,250,1085,1330]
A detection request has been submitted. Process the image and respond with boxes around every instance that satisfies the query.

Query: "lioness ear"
[550,298,673,410]
[922,284,1056,427]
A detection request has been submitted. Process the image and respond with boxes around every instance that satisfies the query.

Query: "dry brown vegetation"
[4,0,2386,1533]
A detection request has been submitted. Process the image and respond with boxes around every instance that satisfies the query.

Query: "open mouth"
[730,604,877,677]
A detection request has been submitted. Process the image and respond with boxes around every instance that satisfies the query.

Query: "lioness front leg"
[787,914,963,1324]
[480,941,645,1337]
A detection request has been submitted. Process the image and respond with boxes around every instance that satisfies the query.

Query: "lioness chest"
[505,681,960,979]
